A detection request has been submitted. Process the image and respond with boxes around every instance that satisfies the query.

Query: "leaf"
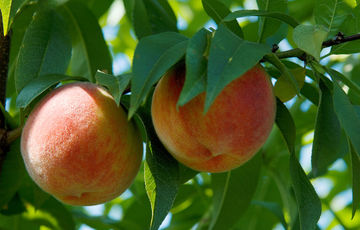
[0,0,12,35]
[95,71,131,105]
[275,99,296,154]
[14,9,71,92]
[300,83,319,105]
[293,24,328,61]
[224,10,299,28]
[0,139,25,208]
[311,79,342,177]
[205,24,271,112]
[16,74,87,108]
[201,0,243,38]
[59,0,112,81]
[331,80,360,158]
[135,96,180,230]
[129,32,188,118]
[210,153,261,230]
[274,67,305,102]
[0,193,26,216]
[177,28,209,107]
[256,0,287,43]
[252,200,288,229]
[132,0,177,39]
[290,154,322,230]
[327,68,360,100]
[79,0,114,18]
[331,40,360,54]
[350,139,360,219]
[314,0,350,37]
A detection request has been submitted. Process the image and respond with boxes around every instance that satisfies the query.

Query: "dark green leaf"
[177,28,209,107]
[205,24,271,112]
[224,10,299,28]
[210,154,261,230]
[79,0,114,18]
[290,154,321,230]
[327,68,360,97]
[331,80,360,158]
[0,139,26,208]
[14,10,71,92]
[73,210,121,230]
[311,79,342,177]
[0,193,26,216]
[301,83,319,105]
[18,174,50,209]
[275,98,296,154]
[201,0,243,38]
[350,139,360,219]
[331,40,360,54]
[95,71,131,105]
[252,200,288,229]
[256,0,287,43]
[293,24,328,61]
[314,0,350,37]
[132,0,178,39]
[129,32,188,117]
[59,0,112,81]
[16,74,87,108]
[40,197,76,230]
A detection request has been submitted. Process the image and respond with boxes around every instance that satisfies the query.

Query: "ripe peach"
[151,65,276,173]
[21,82,143,206]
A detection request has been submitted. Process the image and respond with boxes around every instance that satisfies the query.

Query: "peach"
[21,82,143,206]
[151,65,276,173]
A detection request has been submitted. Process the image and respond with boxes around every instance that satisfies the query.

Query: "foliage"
[1,0,360,229]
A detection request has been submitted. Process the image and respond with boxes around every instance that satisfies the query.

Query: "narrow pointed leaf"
[311,79,342,177]
[14,10,71,92]
[60,0,112,81]
[201,0,243,38]
[205,24,271,112]
[210,154,261,230]
[177,28,209,107]
[0,0,12,35]
[130,32,188,118]
[275,98,296,154]
[350,138,360,219]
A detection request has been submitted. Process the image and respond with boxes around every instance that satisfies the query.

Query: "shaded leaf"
[252,200,288,229]
[130,32,188,118]
[293,24,328,61]
[205,24,271,112]
[177,28,209,107]
[311,79,342,177]
[16,74,87,108]
[290,154,322,230]
[350,139,360,219]
[14,9,71,92]
[0,139,25,208]
[60,0,112,81]
[300,83,319,105]
[314,0,350,37]
[224,10,299,28]
[201,0,243,38]
[95,71,131,105]
[275,98,296,154]
[210,154,261,230]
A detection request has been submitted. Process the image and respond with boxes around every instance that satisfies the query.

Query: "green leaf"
[300,83,319,105]
[224,10,299,28]
[327,68,360,100]
[290,154,322,230]
[0,193,26,216]
[256,0,287,43]
[275,99,296,154]
[331,40,360,54]
[59,0,112,81]
[129,32,188,118]
[16,74,87,108]
[205,24,271,112]
[350,139,360,219]
[331,80,360,158]
[79,0,114,18]
[14,9,71,93]
[314,0,350,37]
[209,154,262,230]
[252,200,288,229]
[0,0,12,35]
[136,96,180,230]
[0,139,25,208]
[293,24,328,61]
[132,0,178,39]
[311,79,342,177]
[177,28,209,107]
[95,71,131,105]
[72,210,120,230]
[201,0,243,38]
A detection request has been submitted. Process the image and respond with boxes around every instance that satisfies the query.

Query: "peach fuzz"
[151,65,276,173]
[21,82,143,206]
